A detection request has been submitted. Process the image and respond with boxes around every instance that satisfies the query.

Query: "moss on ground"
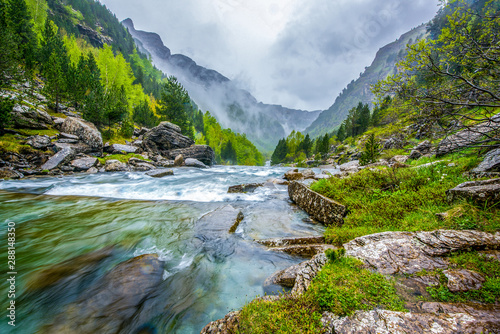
[97,153,148,165]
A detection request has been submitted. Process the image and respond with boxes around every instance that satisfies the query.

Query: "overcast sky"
[100,0,440,111]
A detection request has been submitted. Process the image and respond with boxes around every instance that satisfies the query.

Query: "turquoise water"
[0,166,324,333]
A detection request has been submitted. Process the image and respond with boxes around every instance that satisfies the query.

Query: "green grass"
[308,256,406,316]
[0,134,38,154]
[238,294,323,334]
[426,251,500,304]
[310,151,499,245]
[97,153,147,165]
[13,128,59,137]
[238,255,406,333]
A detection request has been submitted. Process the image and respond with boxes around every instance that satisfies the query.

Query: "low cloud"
[101,0,439,110]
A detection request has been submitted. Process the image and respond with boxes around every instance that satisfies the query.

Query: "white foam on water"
[133,246,173,262]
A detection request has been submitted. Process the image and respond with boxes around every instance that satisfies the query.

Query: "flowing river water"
[0,166,329,333]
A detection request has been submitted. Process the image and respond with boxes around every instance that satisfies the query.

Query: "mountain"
[305,24,428,137]
[122,19,321,152]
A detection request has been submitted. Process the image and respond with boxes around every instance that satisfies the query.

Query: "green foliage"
[325,248,345,263]
[0,97,14,134]
[375,0,500,151]
[0,1,21,87]
[133,99,159,128]
[7,0,37,71]
[157,76,195,139]
[97,153,147,165]
[310,152,500,245]
[271,131,331,165]
[426,251,500,304]
[309,256,406,316]
[271,138,288,165]
[238,294,323,334]
[359,133,381,166]
[203,111,264,165]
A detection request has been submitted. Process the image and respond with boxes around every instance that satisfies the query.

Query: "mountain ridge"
[122,18,321,152]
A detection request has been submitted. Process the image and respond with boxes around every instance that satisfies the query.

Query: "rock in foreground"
[446,178,500,205]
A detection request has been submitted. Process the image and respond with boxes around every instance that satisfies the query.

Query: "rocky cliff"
[122,19,320,152]
[306,25,428,137]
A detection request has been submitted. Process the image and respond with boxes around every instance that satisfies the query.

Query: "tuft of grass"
[308,256,406,316]
[238,294,323,334]
[97,153,148,165]
[426,251,500,304]
[310,151,499,245]
[14,128,59,137]
[0,134,37,154]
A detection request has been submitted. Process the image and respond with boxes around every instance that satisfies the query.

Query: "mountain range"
[123,19,321,152]
[123,19,427,150]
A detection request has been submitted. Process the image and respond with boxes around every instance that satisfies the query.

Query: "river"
[0,166,327,333]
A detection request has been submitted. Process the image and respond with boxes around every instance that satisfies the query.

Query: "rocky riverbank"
[201,148,500,333]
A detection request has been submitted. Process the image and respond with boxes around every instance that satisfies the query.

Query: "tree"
[359,133,381,166]
[300,133,313,158]
[337,123,346,142]
[0,97,14,134]
[103,84,128,136]
[0,1,20,87]
[319,133,331,155]
[221,140,237,164]
[271,138,288,165]
[7,0,37,71]
[44,51,66,112]
[133,98,159,128]
[157,76,195,139]
[374,0,500,151]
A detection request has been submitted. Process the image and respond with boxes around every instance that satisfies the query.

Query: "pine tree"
[359,133,381,166]
[157,76,195,139]
[221,140,237,164]
[0,1,20,87]
[7,0,37,71]
[300,133,313,158]
[133,99,159,128]
[337,123,346,142]
[271,138,288,165]
[44,51,66,112]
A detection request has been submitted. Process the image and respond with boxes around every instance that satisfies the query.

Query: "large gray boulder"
[142,122,194,154]
[326,302,500,334]
[344,230,500,275]
[11,104,54,129]
[60,117,103,153]
[288,181,346,226]
[40,147,75,170]
[184,158,208,169]
[472,148,500,173]
[104,143,140,154]
[166,145,216,166]
[446,178,500,205]
[26,135,52,150]
[104,159,129,172]
[437,115,500,156]
[70,157,98,171]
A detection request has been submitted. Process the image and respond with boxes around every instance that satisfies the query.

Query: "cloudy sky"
[100,0,440,111]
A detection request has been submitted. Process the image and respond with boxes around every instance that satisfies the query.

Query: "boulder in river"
[104,159,129,172]
[167,145,216,166]
[142,122,194,154]
[174,154,184,166]
[227,183,263,193]
[146,169,174,178]
[60,117,103,153]
[70,157,98,171]
[40,254,164,334]
[184,157,208,168]
[288,181,346,226]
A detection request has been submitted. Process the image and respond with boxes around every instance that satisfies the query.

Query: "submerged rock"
[41,254,164,334]
[288,181,346,226]
[446,178,500,205]
[146,169,174,178]
[227,183,263,193]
